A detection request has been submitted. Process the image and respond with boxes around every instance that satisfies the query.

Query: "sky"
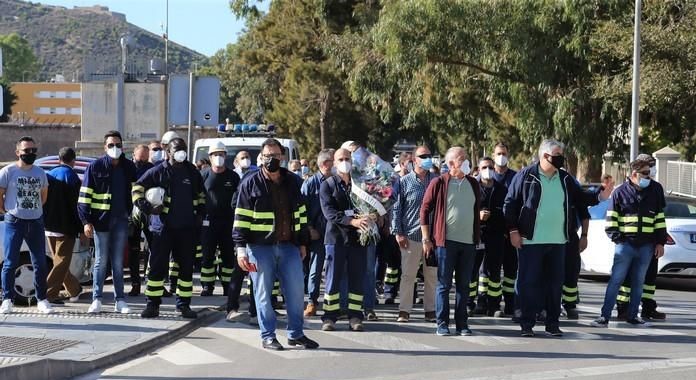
[36,0,269,57]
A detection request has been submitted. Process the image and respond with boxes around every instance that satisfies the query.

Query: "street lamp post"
[629,0,642,161]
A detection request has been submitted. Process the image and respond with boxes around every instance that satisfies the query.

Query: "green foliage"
[0,33,39,82]
[0,79,17,122]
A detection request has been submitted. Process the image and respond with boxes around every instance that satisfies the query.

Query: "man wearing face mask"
[615,153,667,321]
[149,140,165,165]
[391,146,437,323]
[289,160,302,177]
[79,131,136,315]
[591,157,667,327]
[301,149,333,317]
[128,144,154,296]
[491,142,518,316]
[420,147,480,336]
[468,157,508,317]
[300,159,311,179]
[199,142,240,302]
[504,139,605,337]
[132,138,206,319]
[0,136,54,315]
[233,138,318,350]
[233,151,254,178]
[320,148,370,332]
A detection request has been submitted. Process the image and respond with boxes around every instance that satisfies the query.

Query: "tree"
[0,79,17,122]
[0,33,40,82]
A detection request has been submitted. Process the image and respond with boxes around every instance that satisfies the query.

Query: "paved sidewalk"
[0,282,231,380]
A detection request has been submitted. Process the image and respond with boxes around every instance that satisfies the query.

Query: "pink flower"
[380,187,393,198]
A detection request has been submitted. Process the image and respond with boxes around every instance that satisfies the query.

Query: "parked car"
[582,195,696,278]
[0,155,95,305]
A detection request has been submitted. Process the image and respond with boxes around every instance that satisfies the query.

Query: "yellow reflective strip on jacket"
[606,210,619,218]
[488,289,503,297]
[178,280,193,287]
[80,186,94,194]
[132,185,145,192]
[200,275,216,282]
[253,211,274,219]
[619,286,630,293]
[90,203,110,211]
[619,216,639,223]
[654,222,666,229]
[323,303,340,311]
[299,216,308,224]
[162,207,170,213]
[147,280,164,287]
[606,221,619,228]
[221,267,234,274]
[642,227,654,233]
[176,290,193,297]
[294,224,301,231]
[233,220,251,229]
[235,208,254,217]
[562,294,578,302]
[642,292,654,299]
[563,286,578,293]
[200,267,215,274]
[616,294,630,302]
[91,193,112,200]
[642,216,654,224]
[145,289,164,296]
[251,224,274,232]
[656,212,665,219]
[348,293,363,301]
[619,226,638,233]
[348,303,363,311]
[643,284,656,291]
[324,293,340,301]
[192,199,199,206]
[78,197,92,204]
[385,268,399,275]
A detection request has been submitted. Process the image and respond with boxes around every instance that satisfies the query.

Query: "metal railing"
[665,160,696,198]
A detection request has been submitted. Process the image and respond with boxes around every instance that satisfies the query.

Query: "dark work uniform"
[199,168,240,294]
[493,167,518,314]
[129,160,154,288]
[320,176,367,322]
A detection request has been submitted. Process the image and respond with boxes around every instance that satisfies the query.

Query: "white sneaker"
[0,299,13,314]
[69,289,83,303]
[114,300,131,314]
[88,299,102,313]
[37,299,55,314]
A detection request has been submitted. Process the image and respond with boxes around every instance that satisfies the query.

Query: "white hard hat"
[161,131,180,145]
[208,141,227,155]
[341,140,356,150]
[145,187,166,207]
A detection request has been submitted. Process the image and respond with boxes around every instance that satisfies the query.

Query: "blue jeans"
[248,243,305,340]
[436,241,476,329]
[601,243,654,320]
[363,243,377,310]
[2,215,48,301]
[92,217,129,301]
[307,240,326,305]
[516,244,565,329]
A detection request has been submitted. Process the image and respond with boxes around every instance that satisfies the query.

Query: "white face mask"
[336,161,352,174]
[151,150,164,162]
[494,154,508,167]
[107,147,122,159]
[211,155,225,168]
[649,166,657,178]
[461,159,471,175]
[480,168,492,180]
[173,150,187,163]
[239,158,251,169]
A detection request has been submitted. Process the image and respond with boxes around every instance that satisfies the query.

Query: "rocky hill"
[0,0,208,80]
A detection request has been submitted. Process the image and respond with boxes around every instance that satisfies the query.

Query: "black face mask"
[263,157,281,173]
[547,154,565,169]
[20,153,37,165]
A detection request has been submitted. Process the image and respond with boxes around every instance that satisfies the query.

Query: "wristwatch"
[422,238,431,243]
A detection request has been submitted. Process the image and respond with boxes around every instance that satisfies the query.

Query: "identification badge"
[202,220,210,227]
[345,209,355,217]
[476,243,486,250]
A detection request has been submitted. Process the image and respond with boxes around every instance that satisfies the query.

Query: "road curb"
[0,307,224,380]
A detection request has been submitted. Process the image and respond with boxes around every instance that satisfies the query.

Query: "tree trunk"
[319,88,329,150]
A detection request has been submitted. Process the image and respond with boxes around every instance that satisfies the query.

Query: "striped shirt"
[391,171,436,242]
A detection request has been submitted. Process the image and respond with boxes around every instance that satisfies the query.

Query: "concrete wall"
[0,124,81,162]
[81,82,119,142]
[123,83,165,142]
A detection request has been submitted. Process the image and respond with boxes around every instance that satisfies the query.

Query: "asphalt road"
[77,277,696,380]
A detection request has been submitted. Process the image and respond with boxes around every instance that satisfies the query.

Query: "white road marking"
[576,320,687,336]
[325,329,437,351]
[156,341,231,366]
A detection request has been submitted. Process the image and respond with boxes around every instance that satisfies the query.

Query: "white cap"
[145,187,166,207]
[208,141,227,155]
[341,140,357,150]
[161,131,180,145]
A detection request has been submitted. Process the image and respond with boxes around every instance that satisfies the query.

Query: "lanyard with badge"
[338,179,355,218]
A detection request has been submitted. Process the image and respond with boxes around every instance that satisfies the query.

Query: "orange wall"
[11,82,82,125]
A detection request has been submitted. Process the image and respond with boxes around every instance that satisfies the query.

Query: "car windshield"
[664,198,696,219]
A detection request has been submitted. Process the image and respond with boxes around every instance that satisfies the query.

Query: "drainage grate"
[0,336,80,356]
[0,355,28,365]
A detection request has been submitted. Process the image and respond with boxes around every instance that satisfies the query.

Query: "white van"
[193,132,301,169]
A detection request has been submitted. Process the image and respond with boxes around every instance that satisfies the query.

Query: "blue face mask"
[301,166,310,176]
[420,158,433,170]
[638,177,651,188]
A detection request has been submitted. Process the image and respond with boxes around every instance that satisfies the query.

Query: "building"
[10,82,81,125]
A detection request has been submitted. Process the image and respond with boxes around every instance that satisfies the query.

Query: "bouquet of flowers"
[349,147,398,246]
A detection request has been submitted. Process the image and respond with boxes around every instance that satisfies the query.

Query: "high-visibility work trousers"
[146,226,195,308]
[322,244,367,322]
[562,235,581,309]
[475,235,504,312]
[501,237,518,313]
[200,218,235,289]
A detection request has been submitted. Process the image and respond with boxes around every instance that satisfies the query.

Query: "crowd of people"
[0,132,670,350]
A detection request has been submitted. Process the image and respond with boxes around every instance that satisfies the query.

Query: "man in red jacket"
[420,147,481,337]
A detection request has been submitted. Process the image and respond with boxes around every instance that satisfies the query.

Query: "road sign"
[168,74,220,126]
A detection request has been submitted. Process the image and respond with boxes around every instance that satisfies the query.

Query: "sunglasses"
[151,147,162,152]
[107,143,123,149]
[479,165,493,170]
[19,148,38,154]
[417,154,432,159]
[262,153,281,159]
[638,171,651,176]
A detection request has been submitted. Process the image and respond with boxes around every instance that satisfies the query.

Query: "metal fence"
[665,160,696,198]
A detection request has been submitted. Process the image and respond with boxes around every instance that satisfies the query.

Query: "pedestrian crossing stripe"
[157,341,231,365]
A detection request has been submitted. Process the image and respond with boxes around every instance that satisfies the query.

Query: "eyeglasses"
[107,143,123,149]
[638,171,651,176]
[262,153,281,159]
[19,148,38,154]
[417,154,432,159]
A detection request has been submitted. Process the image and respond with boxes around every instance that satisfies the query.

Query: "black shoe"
[521,327,535,337]
[565,307,579,320]
[50,299,65,305]
[642,309,666,321]
[141,303,159,318]
[200,286,214,297]
[262,338,284,350]
[626,317,647,326]
[177,305,198,319]
[128,283,141,297]
[536,310,547,323]
[383,297,395,305]
[287,335,319,349]
[511,309,521,323]
[162,288,172,298]
[545,326,563,337]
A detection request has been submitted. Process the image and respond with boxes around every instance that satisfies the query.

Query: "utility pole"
[187,71,195,158]
[629,0,642,161]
